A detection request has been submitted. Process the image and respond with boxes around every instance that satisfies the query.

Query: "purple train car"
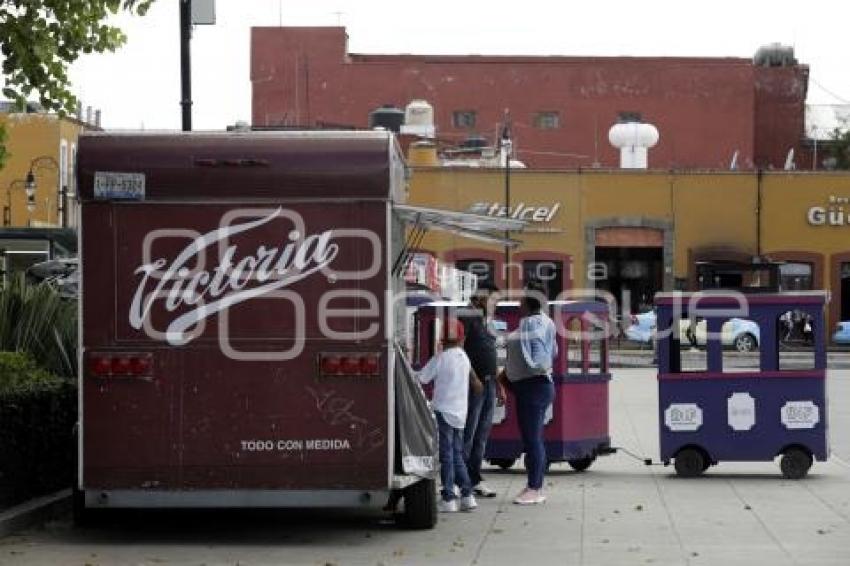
[414,300,612,472]
[655,292,829,479]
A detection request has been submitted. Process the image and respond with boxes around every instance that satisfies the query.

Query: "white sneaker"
[513,489,546,505]
[460,495,478,511]
[438,499,459,513]
[474,484,497,498]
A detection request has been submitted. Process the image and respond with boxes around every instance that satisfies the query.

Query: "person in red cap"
[418,317,483,513]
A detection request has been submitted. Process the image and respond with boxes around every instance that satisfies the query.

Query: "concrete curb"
[0,489,71,538]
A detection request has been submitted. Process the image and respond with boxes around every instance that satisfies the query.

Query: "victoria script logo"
[130,208,340,346]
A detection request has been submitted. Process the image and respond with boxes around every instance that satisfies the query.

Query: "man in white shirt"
[418,318,483,512]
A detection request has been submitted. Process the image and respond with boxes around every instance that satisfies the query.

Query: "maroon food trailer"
[75,131,522,528]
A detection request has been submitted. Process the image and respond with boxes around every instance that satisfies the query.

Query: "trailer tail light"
[88,355,112,377]
[320,355,342,375]
[86,353,153,379]
[111,356,133,376]
[360,354,380,375]
[319,353,381,377]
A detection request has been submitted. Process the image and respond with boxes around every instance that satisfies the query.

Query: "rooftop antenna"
[278,0,282,26]
[333,11,344,26]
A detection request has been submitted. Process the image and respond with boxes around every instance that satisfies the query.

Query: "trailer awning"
[394,204,525,247]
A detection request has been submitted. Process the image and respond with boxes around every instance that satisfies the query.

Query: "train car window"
[778,310,815,371]
[721,318,762,373]
[564,317,584,374]
[676,316,707,372]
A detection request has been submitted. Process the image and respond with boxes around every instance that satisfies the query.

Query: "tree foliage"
[0,0,154,115]
[827,120,850,170]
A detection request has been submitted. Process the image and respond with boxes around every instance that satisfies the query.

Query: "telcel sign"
[807,195,850,226]
[467,202,560,223]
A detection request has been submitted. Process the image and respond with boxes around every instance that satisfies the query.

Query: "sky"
[67,0,850,131]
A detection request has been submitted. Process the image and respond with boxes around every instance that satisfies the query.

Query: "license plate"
[93,172,145,200]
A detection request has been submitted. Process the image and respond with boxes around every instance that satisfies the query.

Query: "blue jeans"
[513,376,555,490]
[436,411,472,501]
[464,378,496,486]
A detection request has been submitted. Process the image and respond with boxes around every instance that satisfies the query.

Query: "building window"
[617,110,642,123]
[455,258,494,288]
[452,110,477,129]
[523,260,563,301]
[779,262,813,291]
[533,111,560,129]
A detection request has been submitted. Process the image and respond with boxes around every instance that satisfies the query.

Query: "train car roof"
[654,291,828,307]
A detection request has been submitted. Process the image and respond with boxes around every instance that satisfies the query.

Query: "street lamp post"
[180,0,192,131]
[22,155,62,227]
[3,179,31,226]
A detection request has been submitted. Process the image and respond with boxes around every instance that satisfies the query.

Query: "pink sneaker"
[513,489,546,505]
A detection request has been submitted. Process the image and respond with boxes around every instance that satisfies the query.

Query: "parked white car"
[625,311,760,352]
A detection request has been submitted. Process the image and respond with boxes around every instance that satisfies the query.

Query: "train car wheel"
[780,447,813,480]
[567,456,596,472]
[399,478,437,530]
[490,458,517,470]
[674,447,707,478]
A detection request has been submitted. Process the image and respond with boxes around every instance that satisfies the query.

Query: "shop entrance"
[595,246,663,313]
[841,263,850,321]
[593,227,664,313]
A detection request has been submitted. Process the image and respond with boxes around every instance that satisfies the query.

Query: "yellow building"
[0,109,96,229]
[407,164,850,330]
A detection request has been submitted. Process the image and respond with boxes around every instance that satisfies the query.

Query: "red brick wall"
[251,27,807,170]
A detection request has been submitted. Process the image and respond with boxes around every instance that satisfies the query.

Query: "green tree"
[826,120,850,170]
[1,0,154,114]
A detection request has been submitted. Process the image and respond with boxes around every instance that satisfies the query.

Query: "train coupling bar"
[605,446,659,466]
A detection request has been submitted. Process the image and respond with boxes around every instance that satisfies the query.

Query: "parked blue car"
[833,321,850,344]
[624,311,761,352]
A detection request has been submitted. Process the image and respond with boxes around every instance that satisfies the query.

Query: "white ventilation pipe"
[608,122,660,169]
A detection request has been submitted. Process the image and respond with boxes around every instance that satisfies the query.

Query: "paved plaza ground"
[1,368,848,566]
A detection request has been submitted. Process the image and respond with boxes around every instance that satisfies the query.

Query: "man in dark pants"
[461,283,502,499]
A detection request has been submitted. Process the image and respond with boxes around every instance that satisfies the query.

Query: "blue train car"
[655,292,829,479]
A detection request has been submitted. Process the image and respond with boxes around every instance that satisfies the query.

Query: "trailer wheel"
[674,447,707,478]
[567,455,596,472]
[780,447,813,480]
[399,478,437,530]
[490,458,517,470]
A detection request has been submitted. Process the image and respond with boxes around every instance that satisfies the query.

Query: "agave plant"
[0,275,77,378]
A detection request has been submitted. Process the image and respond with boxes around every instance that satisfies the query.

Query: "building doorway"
[841,262,850,321]
[593,226,664,313]
[595,246,663,313]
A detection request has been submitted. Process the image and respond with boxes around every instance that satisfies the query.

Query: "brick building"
[251,27,810,169]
